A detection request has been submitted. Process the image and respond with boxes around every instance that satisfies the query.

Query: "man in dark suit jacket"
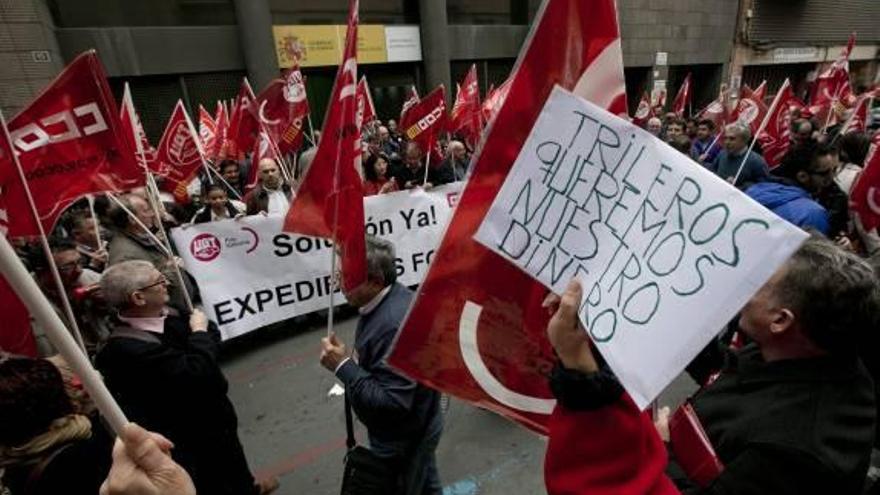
[96,260,278,495]
[320,236,443,495]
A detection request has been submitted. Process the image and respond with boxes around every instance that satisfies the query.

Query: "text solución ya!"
[477,91,771,344]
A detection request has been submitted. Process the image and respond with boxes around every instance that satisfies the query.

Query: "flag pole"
[0,235,128,435]
[206,165,244,201]
[182,104,214,185]
[733,79,789,186]
[422,143,433,186]
[122,94,196,312]
[0,111,87,353]
[307,114,318,147]
[86,194,105,252]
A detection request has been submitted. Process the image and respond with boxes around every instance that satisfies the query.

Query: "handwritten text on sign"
[474,86,806,409]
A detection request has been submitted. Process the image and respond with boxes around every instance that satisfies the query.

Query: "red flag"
[284,0,366,292]
[451,65,483,149]
[730,84,768,135]
[400,85,420,123]
[156,100,204,203]
[399,86,447,164]
[671,73,692,117]
[850,132,880,231]
[119,83,159,175]
[751,80,768,102]
[631,91,655,127]
[756,79,796,168]
[387,0,627,432]
[809,34,856,124]
[356,77,376,128]
[211,101,229,160]
[0,116,38,356]
[481,77,512,124]
[198,105,217,154]
[698,87,730,129]
[2,51,143,237]
[840,93,872,135]
[252,67,310,156]
[227,79,258,160]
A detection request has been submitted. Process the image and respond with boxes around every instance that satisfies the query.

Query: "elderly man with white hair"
[708,122,770,190]
[96,260,279,495]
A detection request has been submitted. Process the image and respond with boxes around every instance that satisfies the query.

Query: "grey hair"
[725,122,752,143]
[100,260,157,310]
[773,236,880,354]
[365,235,397,286]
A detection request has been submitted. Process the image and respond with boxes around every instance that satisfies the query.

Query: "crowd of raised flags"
[1,0,880,492]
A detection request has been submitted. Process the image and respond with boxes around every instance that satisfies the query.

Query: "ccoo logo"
[190,233,221,262]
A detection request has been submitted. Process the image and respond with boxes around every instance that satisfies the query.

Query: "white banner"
[171,184,462,340]
[474,86,807,409]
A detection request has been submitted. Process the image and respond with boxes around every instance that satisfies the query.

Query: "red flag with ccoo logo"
[1,51,142,238]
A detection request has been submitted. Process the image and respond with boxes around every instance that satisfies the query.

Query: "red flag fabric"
[2,51,143,237]
[119,83,159,175]
[850,131,880,231]
[156,100,204,203]
[387,0,628,432]
[632,91,655,127]
[698,88,730,129]
[400,85,420,123]
[730,84,768,135]
[227,79,258,160]
[451,65,482,149]
[751,81,768,102]
[840,94,872,135]
[211,101,229,161]
[198,105,217,154]
[481,77,512,124]
[356,76,376,128]
[0,125,37,356]
[809,34,856,124]
[252,67,310,156]
[671,73,692,117]
[399,86,447,164]
[284,0,366,292]
[756,80,796,168]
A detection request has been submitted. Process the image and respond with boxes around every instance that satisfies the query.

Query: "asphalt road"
[220,310,697,495]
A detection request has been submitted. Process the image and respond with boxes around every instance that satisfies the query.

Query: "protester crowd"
[4,21,880,495]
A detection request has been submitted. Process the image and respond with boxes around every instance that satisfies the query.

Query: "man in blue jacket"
[320,236,442,495]
[709,122,769,190]
[746,145,834,234]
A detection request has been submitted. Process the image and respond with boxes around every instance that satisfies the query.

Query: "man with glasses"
[96,260,279,495]
[33,237,109,356]
[745,144,834,234]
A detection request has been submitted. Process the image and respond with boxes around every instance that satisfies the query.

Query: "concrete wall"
[0,0,65,117]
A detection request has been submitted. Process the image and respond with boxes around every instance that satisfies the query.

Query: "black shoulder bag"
[340,389,402,494]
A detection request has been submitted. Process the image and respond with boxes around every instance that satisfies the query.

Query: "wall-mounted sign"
[273,24,422,68]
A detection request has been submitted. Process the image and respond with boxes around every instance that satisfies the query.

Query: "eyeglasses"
[136,276,168,292]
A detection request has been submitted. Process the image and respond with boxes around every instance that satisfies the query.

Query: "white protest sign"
[474,86,807,409]
[171,183,461,340]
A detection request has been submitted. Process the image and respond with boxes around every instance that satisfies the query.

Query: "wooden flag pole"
[0,235,128,435]
[0,111,87,353]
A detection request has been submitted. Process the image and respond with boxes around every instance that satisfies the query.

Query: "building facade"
[8,0,871,142]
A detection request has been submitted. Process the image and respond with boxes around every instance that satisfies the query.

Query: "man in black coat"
[544,235,879,493]
[320,236,443,495]
[96,260,278,495]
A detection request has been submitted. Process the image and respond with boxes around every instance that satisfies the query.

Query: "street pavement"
[220,310,697,495]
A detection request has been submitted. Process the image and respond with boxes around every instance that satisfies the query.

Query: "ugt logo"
[169,123,199,167]
[10,102,108,153]
[190,233,221,262]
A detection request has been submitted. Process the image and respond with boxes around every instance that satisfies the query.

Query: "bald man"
[243,158,292,216]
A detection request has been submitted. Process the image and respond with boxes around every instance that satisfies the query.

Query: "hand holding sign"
[475,86,807,408]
